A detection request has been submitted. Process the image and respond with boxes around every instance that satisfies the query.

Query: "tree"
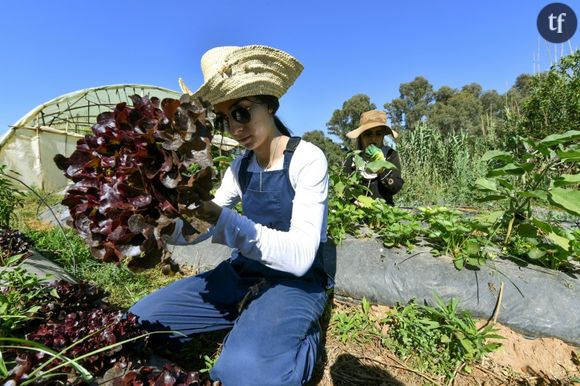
[435,86,456,103]
[429,85,483,135]
[384,76,434,131]
[327,94,375,144]
[512,73,535,97]
[479,89,505,140]
[302,130,344,167]
[461,83,482,97]
[519,51,580,139]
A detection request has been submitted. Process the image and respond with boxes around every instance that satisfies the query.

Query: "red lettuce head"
[55,94,214,271]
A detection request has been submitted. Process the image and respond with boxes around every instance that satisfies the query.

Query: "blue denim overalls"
[129,137,328,386]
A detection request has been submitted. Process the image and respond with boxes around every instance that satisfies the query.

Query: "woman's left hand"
[183,200,223,225]
[364,144,385,162]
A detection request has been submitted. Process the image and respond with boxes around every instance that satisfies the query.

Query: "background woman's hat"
[346,110,399,139]
[179,45,303,105]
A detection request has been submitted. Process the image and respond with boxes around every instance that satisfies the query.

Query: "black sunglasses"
[214,100,265,131]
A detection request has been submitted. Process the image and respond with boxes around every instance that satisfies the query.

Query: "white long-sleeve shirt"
[170,140,329,277]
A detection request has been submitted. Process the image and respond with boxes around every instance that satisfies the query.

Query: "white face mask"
[384,135,397,150]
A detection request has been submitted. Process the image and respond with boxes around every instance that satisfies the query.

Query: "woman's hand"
[183,200,223,225]
[364,144,385,162]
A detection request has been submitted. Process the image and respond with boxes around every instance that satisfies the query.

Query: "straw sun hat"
[179,45,303,105]
[346,110,399,139]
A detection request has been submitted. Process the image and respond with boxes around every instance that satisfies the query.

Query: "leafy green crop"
[475,130,579,270]
[419,206,497,269]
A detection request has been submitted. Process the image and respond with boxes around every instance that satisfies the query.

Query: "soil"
[307,301,580,386]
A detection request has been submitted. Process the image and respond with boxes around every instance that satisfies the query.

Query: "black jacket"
[343,146,404,205]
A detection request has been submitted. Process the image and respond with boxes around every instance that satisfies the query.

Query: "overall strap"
[237,137,301,194]
[283,136,301,170]
[238,150,253,195]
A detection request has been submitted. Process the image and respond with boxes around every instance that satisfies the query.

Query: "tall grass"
[396,123,489,206]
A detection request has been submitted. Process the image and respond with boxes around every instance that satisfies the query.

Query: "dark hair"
[251,95,292,137]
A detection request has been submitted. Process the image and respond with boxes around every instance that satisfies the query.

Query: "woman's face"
[359,126,387,149]
[214,97,275,150]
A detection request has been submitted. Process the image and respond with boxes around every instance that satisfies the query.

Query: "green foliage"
[331,298,379,344]
[514,50,580,140]
[24,227,92,271]
[418,207,496,269]
[327,162,370,243]
[212,154,234,180]
[24,227,177,308]
[0,166,24,228]
[397,123,487,206]
[475,130,579,270]
[327,94,376,144]
[0,263,56,334]
[302,130,345,166]
[384,76,434,132]
[382,296,503,380]
[327,138,577,271]
[199,354,218,374]
[429,84,484,135]
[327,161,422,246]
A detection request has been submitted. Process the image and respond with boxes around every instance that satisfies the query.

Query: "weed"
[330,298,380,344]
[0,263,57,334]
[381,295,503,380]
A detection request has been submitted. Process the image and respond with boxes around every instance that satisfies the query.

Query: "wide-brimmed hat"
[179,45,303,105]
[346,110,399,139]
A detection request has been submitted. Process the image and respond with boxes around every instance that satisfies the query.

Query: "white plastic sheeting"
[0,126,82,191]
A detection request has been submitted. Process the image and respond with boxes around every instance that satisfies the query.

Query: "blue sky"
[0,0,578,139]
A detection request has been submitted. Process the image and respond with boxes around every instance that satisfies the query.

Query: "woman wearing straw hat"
[344,110,404,205]
[130,45,330,385]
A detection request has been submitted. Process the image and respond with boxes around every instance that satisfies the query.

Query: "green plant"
[397,123,487,206]
[475,130,579,269]
[327,162,371,243]
[382,295,503,381]
[0,166,24,228]
[511,50,580,140]
[328,155,423,247]
[357,197,423,248]
[199,354,218,374]
[331,298,379,344]
[0,261,57,334]
[419,206,496,269]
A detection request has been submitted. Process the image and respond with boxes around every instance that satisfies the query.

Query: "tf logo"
[537,3,577,43]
